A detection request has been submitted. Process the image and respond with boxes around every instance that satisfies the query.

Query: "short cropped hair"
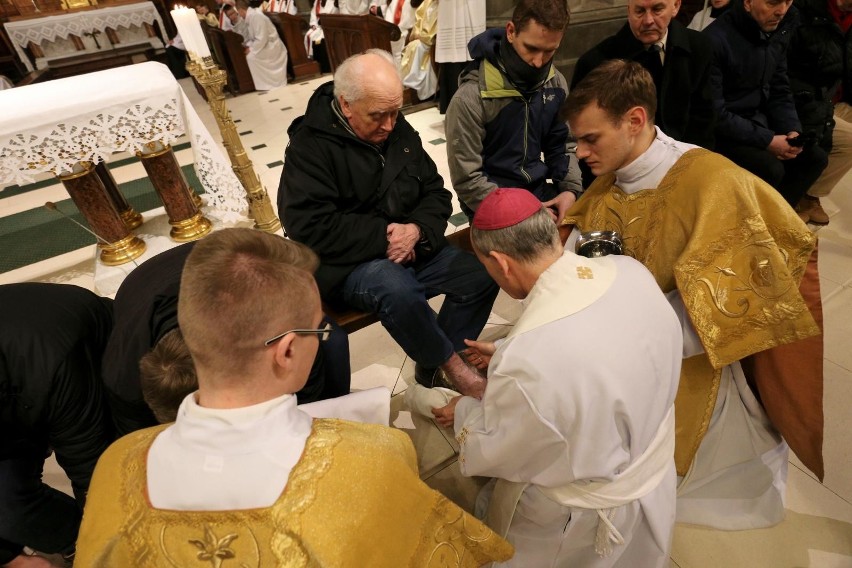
[563,59,657,125]
[139,328,196,424]
[471,207,562,263]
[512,0,570,32]
[178,228,320,376]
[333,49,397,102]
[234,0,249,9]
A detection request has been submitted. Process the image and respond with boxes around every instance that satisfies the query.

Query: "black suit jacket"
[572,20,716,150]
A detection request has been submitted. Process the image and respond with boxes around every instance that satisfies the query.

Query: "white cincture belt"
[539,405,675,558]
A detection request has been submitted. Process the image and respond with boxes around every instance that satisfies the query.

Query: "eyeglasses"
[263,321,332,347]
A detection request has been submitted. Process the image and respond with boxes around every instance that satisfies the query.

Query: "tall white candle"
[170,7,211,62]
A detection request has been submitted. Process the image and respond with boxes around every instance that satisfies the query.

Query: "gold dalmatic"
[562,149,819,474]
[76,420,513,567]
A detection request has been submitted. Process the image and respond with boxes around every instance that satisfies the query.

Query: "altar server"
[562,60,823,529]
[433,188,683,567]
[236,0,288,91]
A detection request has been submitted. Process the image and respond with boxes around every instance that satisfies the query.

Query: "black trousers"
[0,449,81,563]
[438,62,467,115]
[718,140,828,206]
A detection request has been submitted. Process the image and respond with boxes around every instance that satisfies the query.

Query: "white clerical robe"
[454,252,682,567]
[242,7,288,91]
[305,0,338,59]
[147,388,390,511]
[339,0,370,14]
[383,0,415,68]
[400,0,438,99]
[265,0,296,14]
[434,0,484,64]
[567,127,790,530]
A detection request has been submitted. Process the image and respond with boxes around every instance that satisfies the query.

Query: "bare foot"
[441,353,486,398]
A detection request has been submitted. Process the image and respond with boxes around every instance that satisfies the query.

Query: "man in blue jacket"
[704,0,827,207]
[445,0,582,221]
[279,49,498,393]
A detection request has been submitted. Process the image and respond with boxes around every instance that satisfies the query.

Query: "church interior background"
[1,0,851,565]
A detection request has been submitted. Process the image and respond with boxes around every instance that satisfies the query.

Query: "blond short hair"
[178,228,320,376]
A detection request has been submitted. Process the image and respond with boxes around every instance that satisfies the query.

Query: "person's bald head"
[334,49,402,145]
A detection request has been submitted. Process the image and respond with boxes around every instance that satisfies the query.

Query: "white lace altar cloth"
[3,2,166,73]
[0,61,248,222]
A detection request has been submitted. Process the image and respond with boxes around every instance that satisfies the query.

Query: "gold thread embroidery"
[187,525,238,567]
[576,266,593,279]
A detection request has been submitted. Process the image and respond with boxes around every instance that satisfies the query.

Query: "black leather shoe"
[414,363,453,389]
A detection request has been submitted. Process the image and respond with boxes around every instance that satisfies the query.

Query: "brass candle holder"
[186,57,282,234]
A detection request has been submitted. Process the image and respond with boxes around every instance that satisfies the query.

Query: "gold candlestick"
[186,58,282,234]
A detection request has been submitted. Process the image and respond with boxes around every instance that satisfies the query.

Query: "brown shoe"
[794,198,811,224]
[805,196,830,225]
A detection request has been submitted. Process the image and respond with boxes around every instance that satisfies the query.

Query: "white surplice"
[568,127,790,530]
[242,7,288,91]
[454,252,682,567]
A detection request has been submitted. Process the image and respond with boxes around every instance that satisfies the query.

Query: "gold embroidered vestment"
[562,149,820,475]
[75,419,513,567]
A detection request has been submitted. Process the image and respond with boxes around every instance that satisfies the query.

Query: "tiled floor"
[2,73,851,567]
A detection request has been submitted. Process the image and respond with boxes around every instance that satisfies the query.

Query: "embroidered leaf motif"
[188,525,240,566]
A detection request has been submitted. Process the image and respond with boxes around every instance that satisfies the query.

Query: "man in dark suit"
[572,0,716,151]
[704,0,828,207]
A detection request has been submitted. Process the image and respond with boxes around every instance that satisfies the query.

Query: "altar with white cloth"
[0,61,252,289]
[4,1,166,72]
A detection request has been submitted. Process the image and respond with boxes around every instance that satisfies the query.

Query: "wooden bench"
[319,13,400,73]
[266,11,320,81]
[203,25,255,95]
[323,227,474,334]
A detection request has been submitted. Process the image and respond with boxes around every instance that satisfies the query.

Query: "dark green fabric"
[0,163,204,274]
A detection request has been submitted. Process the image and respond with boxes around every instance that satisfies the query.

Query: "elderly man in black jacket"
[279,49,498,395]
[0,283,113,568]
[704,0,828,207]
[572,0,716,151]
[786,0,852,224]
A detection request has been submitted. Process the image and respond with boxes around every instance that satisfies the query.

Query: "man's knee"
[345,259,425,307]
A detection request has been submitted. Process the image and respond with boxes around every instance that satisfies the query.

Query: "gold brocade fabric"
[562,149,820,475]
[76,419,513,567]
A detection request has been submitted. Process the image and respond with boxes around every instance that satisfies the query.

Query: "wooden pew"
[323,227,474,334]
[203,25,255,95]
[265,11,320,80]
[318,14,400,73]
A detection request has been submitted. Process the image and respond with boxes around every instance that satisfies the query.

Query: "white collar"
[614,126,697,194]
[169,391,312,455]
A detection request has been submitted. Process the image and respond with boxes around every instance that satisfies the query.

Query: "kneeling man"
[434,188,683,567]
[76,228,513,566]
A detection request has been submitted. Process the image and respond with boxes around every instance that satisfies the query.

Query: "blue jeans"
[342,245,499,369]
